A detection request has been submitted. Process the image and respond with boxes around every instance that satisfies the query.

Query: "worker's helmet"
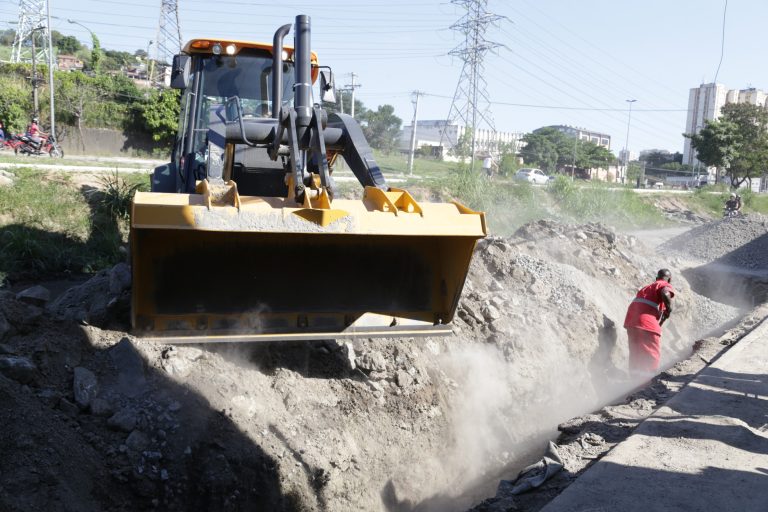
[730,192,736,198]
[32,117,38,123]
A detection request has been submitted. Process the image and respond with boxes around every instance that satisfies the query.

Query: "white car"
[514,168,549,185]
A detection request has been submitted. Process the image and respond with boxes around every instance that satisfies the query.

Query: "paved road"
[541,318,768,512]
[0,157,409,183]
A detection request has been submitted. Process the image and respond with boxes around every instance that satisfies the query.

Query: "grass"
[0,168,147,283]
[0,151,160,168]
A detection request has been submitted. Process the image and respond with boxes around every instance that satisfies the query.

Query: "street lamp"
[623,99,637,184]
[67,19,95,48]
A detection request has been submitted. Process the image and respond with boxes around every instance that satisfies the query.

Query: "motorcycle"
[723,207,741,219]
[0,134,24,152]
[15,134,64,158]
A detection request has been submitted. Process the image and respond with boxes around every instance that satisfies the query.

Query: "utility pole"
[345,73,361,118]
[571,134,578,180]
[623,99,637,184]
[31,31,38,115]
[338,88,344,114]
[407,91,424,175]
[46,0,54,137]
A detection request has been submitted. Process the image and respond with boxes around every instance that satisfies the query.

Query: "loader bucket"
[130,187,486,343]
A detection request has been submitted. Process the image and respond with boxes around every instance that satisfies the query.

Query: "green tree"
[520,131,558,172]
[687,102,768,188]
[0,29,15,46]
[579,141,615,169]
[56,35,83,55]
[325,93,366,119]
[56,72,101,149]
[449,130,473,160]
[139,88,181,147]
[89,34,103,74]
[0,73,33,133]
[497,141,521,176]
[361,104,401,154]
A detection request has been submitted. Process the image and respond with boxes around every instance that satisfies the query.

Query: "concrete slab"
[541,318,768,512]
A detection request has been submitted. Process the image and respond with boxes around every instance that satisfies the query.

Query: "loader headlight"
[211,43,222,55]
[225,44,236,55]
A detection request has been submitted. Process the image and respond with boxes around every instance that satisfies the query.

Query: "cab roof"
[182,38,318,65]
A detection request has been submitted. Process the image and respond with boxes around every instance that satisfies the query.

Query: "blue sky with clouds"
[2,0,764,154]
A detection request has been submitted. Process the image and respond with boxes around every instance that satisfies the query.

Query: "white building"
[684,83,768,168]
[399,120,525,160]
[549,125,611,149]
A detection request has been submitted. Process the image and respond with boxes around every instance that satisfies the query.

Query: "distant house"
[57,55,84,72]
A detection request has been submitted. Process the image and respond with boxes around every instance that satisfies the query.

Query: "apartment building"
[548,125,611,149]
[399,120,525,159]
[684,83,768,167]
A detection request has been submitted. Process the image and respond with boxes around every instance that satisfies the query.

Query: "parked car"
[514,168,549,185]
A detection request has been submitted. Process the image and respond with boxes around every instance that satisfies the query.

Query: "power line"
[712,0,728,83]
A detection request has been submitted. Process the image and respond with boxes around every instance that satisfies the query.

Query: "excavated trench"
[1,216,765,512]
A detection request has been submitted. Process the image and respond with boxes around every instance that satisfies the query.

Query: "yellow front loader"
[130,15,486,343]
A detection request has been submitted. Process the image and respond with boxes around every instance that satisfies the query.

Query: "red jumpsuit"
[623,279,675,376]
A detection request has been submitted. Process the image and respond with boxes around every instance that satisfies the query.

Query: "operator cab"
[154,40,315,197]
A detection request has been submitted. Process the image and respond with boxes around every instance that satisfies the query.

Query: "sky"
[1,0,766,155]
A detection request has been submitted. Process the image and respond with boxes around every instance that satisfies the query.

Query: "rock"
[356,350,387,373]
[528,280,548,296]
[73,367,99,409]
[162,355,192,378]
[108,263,131,294]
[109,338,146,396]
[482,303,502,321]
[343,342,356,371]
[396,370,414,388]
[0,175,12,187]
[125,430,150,452]
[90,398,113,417]
[0,343,14,355]
[490,279,505,292]
[49,272,111,326]
[575,231,587,241]
[0,355,38,384]
[460,302,485,323]
[108,408,138,432]
[0,299,42,332]
[15,285,51,307]
[58,398,80,417]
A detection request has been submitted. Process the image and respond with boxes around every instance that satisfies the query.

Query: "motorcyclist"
[26,117,47,149]
[724,192,741,216]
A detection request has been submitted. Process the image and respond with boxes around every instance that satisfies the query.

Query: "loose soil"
[1,213,763,512]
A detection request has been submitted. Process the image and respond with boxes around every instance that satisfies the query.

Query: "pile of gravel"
[660,214,768,265]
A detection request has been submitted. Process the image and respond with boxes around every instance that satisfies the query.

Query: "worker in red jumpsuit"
[623,269,675,379]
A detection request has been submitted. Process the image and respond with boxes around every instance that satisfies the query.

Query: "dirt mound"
[661,214,768,307]
[0,220,742,512]
[652,197,710,224]
[660,213,768,265]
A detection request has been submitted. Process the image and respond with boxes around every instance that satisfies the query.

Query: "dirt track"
[1,214,764,511]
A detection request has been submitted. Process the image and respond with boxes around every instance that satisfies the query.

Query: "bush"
[98,170,148,221]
